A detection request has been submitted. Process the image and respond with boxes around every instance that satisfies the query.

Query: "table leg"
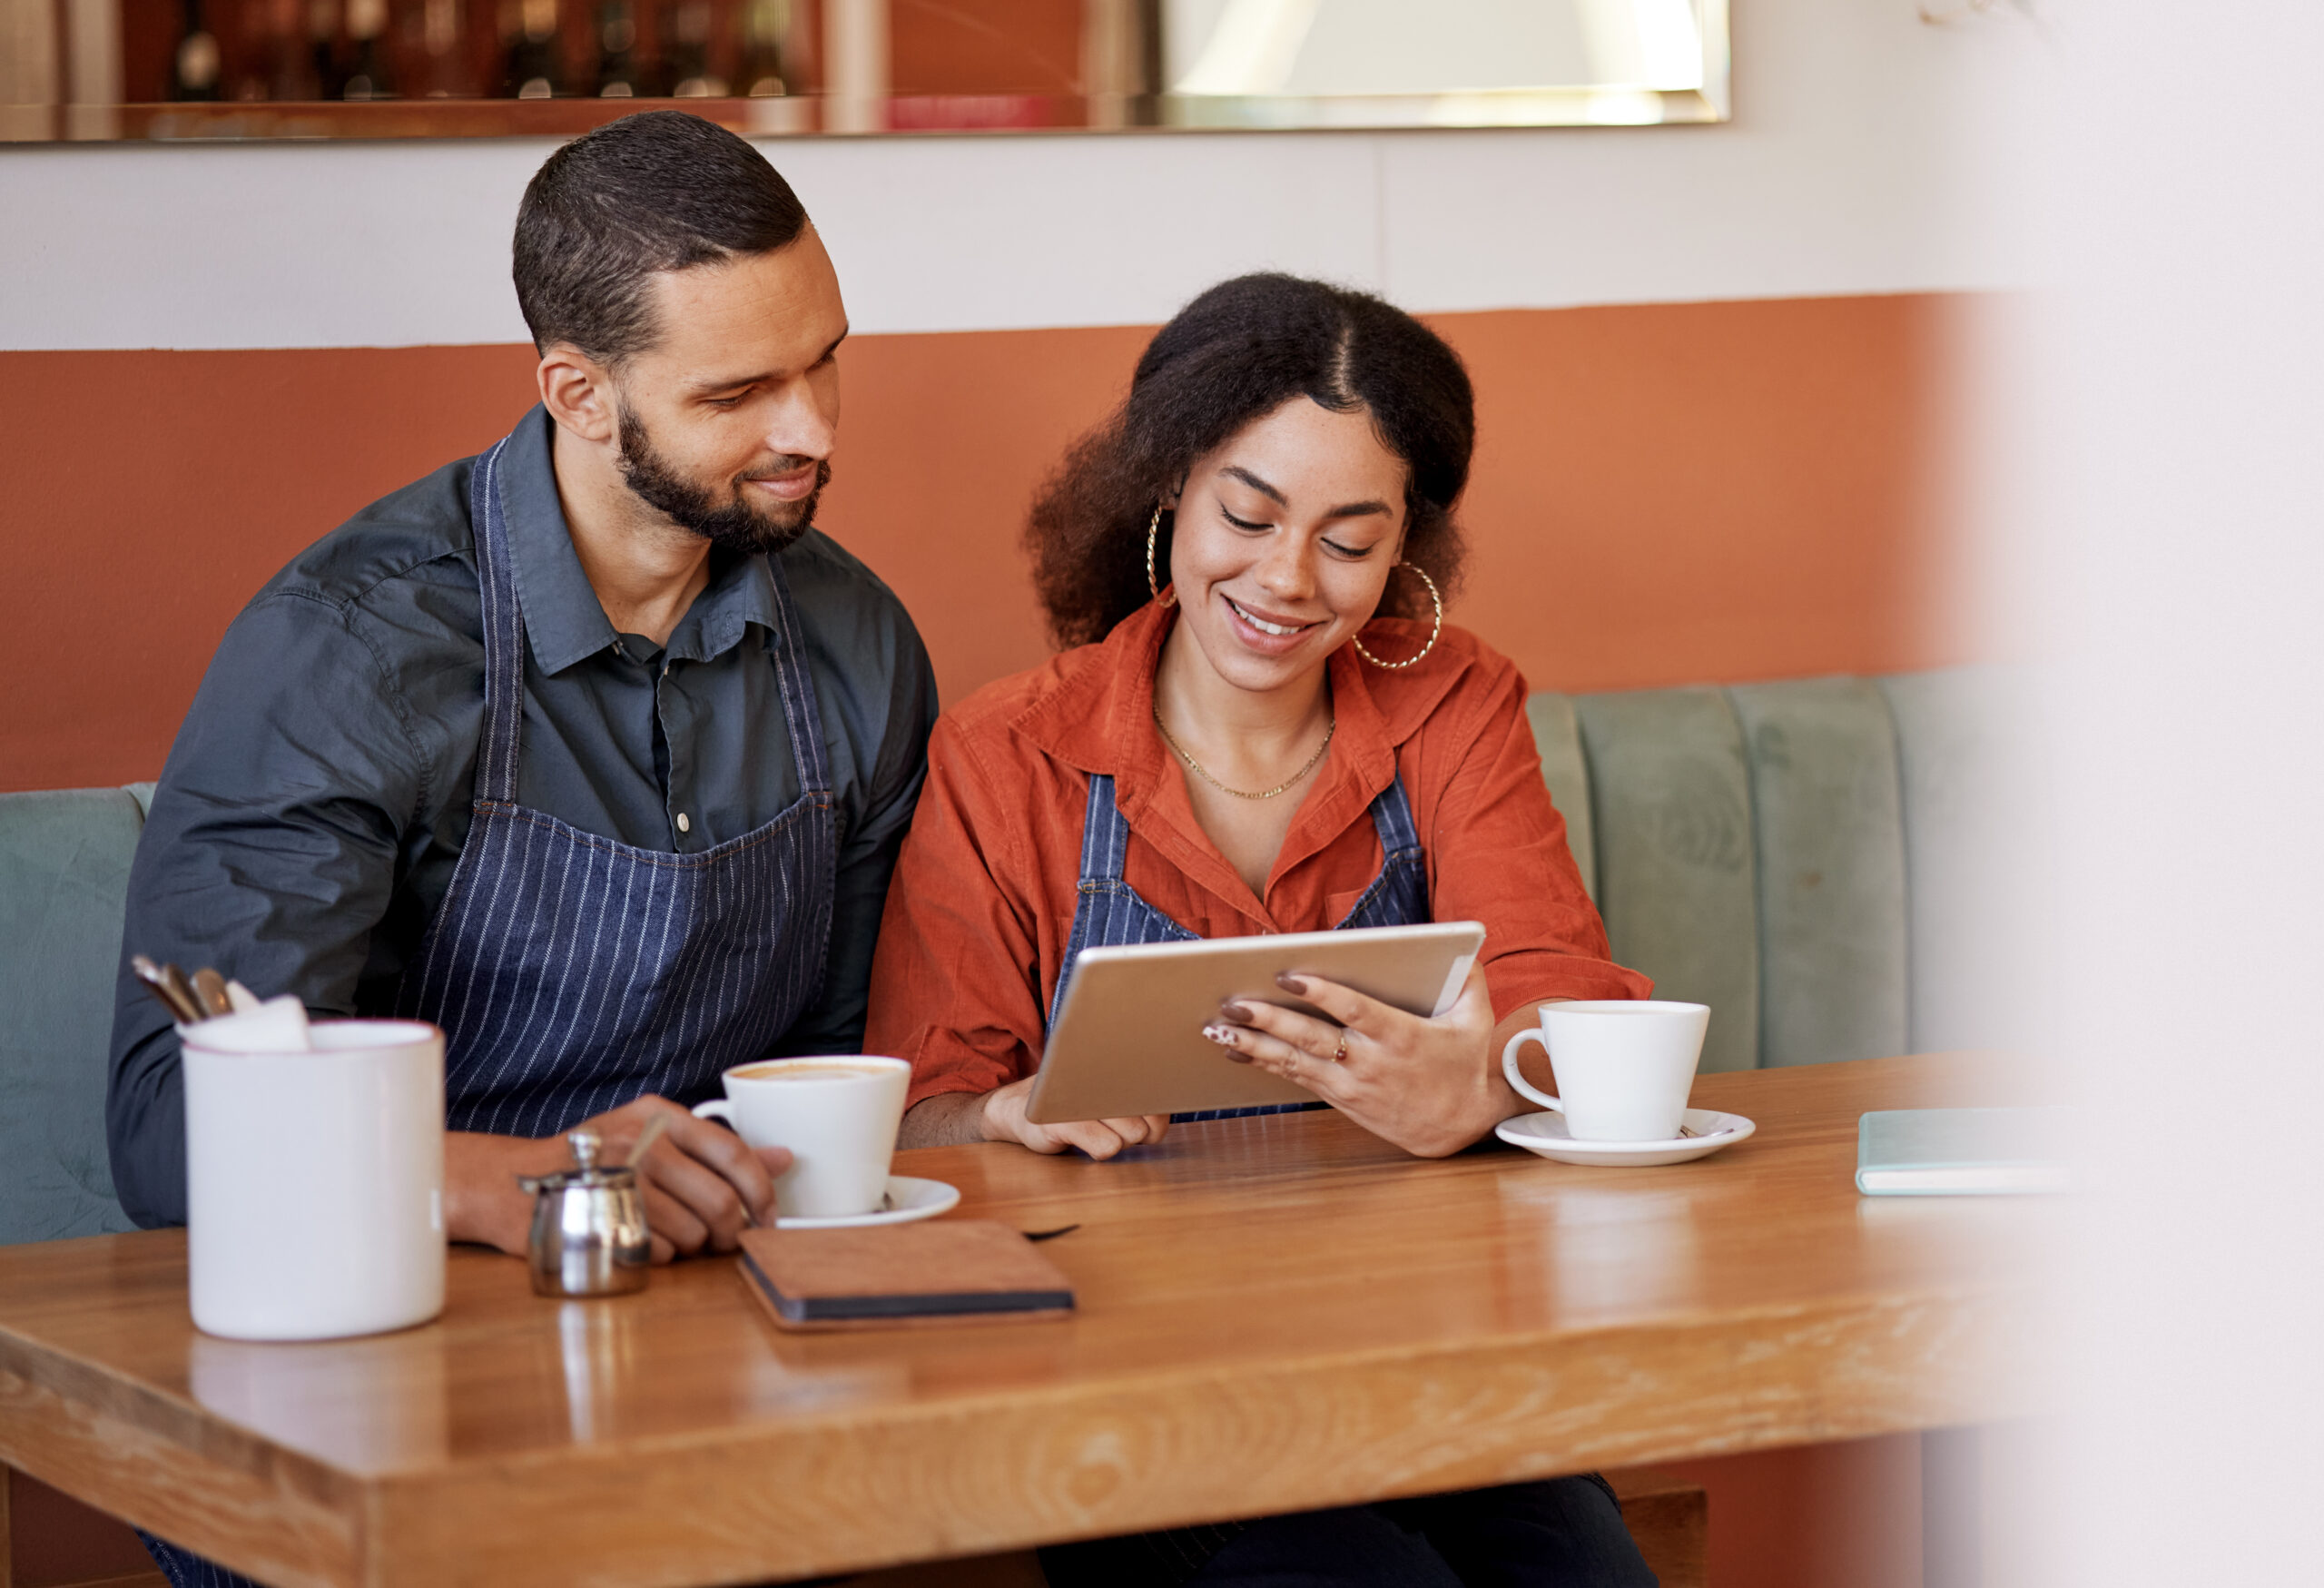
[1922,1425,1983,1588]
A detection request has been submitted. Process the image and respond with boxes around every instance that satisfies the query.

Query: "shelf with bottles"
[26,0,1140,139]
[127,0,821,107]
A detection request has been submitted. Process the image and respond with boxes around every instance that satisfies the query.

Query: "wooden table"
[0,1054,2052,1588]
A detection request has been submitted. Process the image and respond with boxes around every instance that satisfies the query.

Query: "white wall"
[2001,0,2324,1582]
[0,0,2042,351]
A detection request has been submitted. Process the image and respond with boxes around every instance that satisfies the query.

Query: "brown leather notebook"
[734,1221,1075,1331]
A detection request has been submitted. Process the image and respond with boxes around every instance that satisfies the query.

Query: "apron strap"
[1367,774,1424,863]
[759,555,833,797]
[466,438,523,807]
[1076,773,1129,884]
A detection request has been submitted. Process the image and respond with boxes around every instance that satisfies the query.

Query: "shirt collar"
[496,404,785,674]
[1014,600,1441,913]
[1016,600,1416,779]
[664,550,785,666]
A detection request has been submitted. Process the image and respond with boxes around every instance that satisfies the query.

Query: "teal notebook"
[1856,1108,2073,1196]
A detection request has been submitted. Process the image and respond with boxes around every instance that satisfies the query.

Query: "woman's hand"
[976,1075,1171,1160]
[1201,961,1512,1157]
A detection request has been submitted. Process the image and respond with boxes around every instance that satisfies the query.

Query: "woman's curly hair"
[1026,272,1474,650]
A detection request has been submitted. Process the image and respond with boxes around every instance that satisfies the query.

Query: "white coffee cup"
[1500,1001,1710,1143]
[182,1018,446,1341]
[691,1056,911,1218]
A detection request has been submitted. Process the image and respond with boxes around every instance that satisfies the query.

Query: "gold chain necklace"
[1153,700,1334,801]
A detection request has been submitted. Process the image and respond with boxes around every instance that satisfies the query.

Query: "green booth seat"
[1525,667,2013,1072]
[0,671,2007,1244]
[0,783,153,1244]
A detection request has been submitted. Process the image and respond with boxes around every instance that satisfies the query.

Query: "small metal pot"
[517,1129,650,1297]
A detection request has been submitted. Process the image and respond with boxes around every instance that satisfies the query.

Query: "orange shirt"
[865,600,1651,1108]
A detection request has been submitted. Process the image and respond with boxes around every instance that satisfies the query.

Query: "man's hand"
[976,1075,1169,1160]
[445,1095,793,1264]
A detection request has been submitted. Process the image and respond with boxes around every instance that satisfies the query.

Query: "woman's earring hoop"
[1352,562,1443,670]
[1147,504,1177,608]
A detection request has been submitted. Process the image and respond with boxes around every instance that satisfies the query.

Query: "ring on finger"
[1332,1028,1349,1062]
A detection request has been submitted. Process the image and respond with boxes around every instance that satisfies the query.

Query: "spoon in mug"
[160,962,205,1024]
[191,968,233,1020]
[130,956,204,1025]
[623,1111,673,1169]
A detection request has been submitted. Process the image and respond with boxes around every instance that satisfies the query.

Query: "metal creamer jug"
[516,1129,650,1297]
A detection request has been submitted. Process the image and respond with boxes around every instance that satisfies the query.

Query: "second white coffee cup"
[1501,1001,1710,1142]
[692,1056,911,1218]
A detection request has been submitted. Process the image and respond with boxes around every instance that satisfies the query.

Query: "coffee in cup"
[693,1055,911,1218]
[1501,1001,1709,1142]
[728,1060,892,1082]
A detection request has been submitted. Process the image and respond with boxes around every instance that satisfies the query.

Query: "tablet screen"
[1026,921,1485,1124]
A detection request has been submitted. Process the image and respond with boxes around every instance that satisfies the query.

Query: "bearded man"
[107,112,936,1268]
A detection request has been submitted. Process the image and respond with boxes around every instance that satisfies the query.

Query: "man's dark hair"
[513,110,809,365]
[1026,272,1474,649]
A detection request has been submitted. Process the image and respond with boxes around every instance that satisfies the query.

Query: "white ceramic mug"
[1500,1001,1710,1143]
[182,1018,446,1341]
[692,1056,911,1218]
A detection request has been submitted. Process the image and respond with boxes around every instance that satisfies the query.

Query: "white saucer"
[772,1175,960,1229]
[1495,1108,1756,1167]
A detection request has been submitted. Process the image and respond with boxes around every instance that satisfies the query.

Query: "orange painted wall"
[0,293,1964,793]
[1446,296,1961,694]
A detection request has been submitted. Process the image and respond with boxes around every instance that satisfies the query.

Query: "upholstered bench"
[0,666,2004,1246]
[1528,667,2007,1072]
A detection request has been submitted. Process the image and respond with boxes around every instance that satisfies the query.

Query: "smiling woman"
[865,275,1659,1584]
[874,271,1649,1164]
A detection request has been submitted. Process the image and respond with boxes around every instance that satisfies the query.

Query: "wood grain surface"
[0,1055,2056,1588]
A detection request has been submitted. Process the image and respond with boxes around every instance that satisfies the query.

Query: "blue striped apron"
[402,433,840,1136]
[1047,767,1430,1122]
[143,434,840,1588]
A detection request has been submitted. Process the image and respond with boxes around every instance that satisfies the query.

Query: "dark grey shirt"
[108,407,938,1227]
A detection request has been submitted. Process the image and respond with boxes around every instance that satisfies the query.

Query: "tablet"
[1024,921,1487,1124]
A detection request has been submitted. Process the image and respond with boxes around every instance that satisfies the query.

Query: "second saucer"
[1495,1108,1756,1168]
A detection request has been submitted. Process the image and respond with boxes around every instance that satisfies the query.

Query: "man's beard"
[615,405,830,557]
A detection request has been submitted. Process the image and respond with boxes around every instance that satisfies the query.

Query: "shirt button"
[675,813,692,834]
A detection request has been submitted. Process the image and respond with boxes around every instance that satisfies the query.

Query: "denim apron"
[1047,765,1429,1122]
[143,434,841,1588]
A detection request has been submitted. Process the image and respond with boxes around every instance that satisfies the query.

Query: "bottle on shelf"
[664,0,722,97]
[171,0,224,98]
[268,5,314,94]
[259,0,319,98]
[735,0,786,96]
[502,0,560,96]
[593,0,640,95]
[309,0,349,98]
[227,0,263,98]
[342,0,393,95]
[413,0,476,94]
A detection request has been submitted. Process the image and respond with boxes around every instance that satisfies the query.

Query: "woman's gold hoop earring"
[1352,562,1443,670]
[1147,504,1177,608]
